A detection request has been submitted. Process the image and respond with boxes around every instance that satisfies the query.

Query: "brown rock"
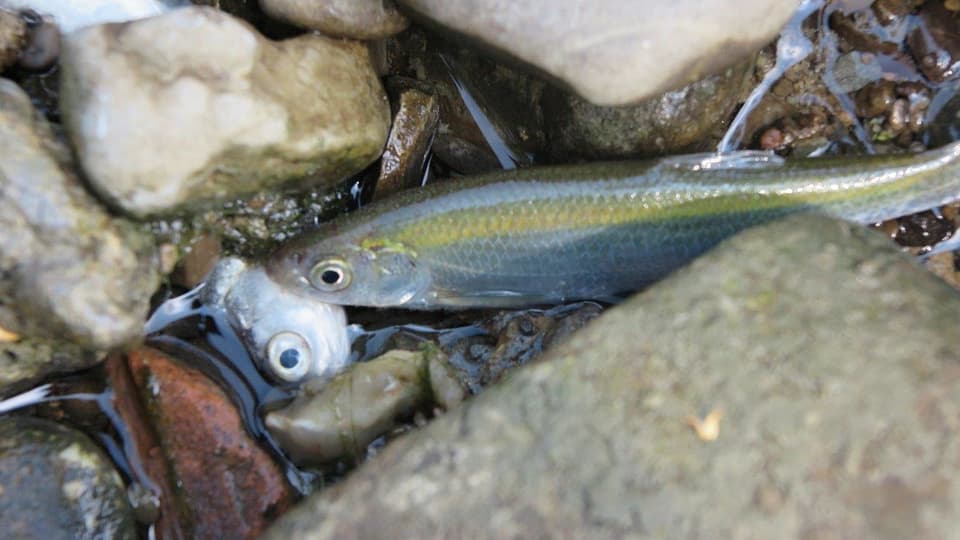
[0,8,26,72]
[374,88,439,199]
[104,354,186,540]
[127,348,294,540]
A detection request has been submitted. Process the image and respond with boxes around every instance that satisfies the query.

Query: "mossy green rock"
[265,215,960,539]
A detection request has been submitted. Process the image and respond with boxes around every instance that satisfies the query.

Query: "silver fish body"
[266,143,960,308]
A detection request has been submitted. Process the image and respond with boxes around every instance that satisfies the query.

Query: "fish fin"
[657,151,785,172]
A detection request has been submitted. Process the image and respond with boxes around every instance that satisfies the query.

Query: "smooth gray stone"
[264,215,960,540]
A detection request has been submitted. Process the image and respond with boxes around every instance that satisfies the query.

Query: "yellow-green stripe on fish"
[266,143,960,308]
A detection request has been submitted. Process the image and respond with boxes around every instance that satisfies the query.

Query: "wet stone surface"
[127,348,295,540]
[374,88,439,199]
[152,182,355,260]
[0,416,136,540]
[266,347,464,467]
[263,215,960,539]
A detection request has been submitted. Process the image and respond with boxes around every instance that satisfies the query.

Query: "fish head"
[268,234,431,308]
[208,259,352,384]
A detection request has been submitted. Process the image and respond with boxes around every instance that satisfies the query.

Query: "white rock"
[0,0,182,33]
[260,0,408,39]
[59,6,390,217]
[397,0,800,106]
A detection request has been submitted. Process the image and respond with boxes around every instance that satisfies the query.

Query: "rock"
[128,347,295,540]
[0,7,26,71]
[923,251,960,290]
[103,354,187,539]
[0,416,136,540]
[266,347,464,466]
[443,302,602,391]
[59,6,390,217]
[426,347,465,410]
[263,215,960,539]
[385,29,544,173]
[260,0,408,39]
[908,1,960,83]
[542,59,753,160]
[0,337,97,398]
[0,78,159,351]
[832,51,884,93]
[151,184,355,260]
[374,88,439,199]
[17,12,60,72]
[396,0,797,106]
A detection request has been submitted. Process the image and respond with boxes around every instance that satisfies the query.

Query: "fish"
[265,142,960,309]
[199,258,351,383]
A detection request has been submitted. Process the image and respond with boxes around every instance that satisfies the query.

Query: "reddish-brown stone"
[127,348,294,540]
[105,353,187,540]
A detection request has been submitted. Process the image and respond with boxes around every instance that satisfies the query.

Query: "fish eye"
[265,331,312,383]
[309,258,352,292]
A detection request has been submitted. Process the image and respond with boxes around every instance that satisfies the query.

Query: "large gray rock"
[260,0,409,39]
[59,6,390,217]
[264,215,960,540]
[397,0,798,106]
[0,78,158,352]
[0,416,136,540]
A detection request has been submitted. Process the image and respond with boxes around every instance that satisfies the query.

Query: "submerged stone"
[127,347,295,540]
[266,347,464,466]
[263,215,960,539]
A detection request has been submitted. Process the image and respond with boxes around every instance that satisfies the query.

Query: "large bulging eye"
[309,258,352,292]
[265,331,312,383]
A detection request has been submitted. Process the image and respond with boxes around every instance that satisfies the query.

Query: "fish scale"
[266,142,960,308]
